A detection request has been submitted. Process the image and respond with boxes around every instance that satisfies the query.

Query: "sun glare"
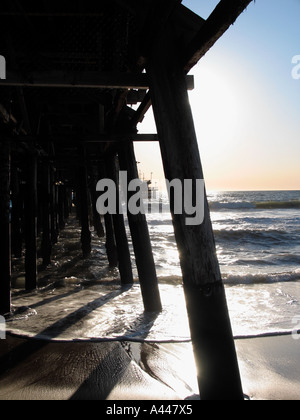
[188,65,242,160]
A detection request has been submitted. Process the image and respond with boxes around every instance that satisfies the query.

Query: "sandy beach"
[0,333,299,400]
[1,216,299,401]
[236,335,300,400]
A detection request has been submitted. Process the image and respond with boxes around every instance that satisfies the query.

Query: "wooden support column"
[0,141,11,314]
[78,151,91,258]
[11,167,23,259]
[147,31,243,400]
[41,161,52,266]
[105,156,134,285]
[54,177,60,235]
[118,141,162,312]
[49,166,58,244]
[24,152,37,291]
[90,169,105,238]
[97,164,118,268]
[63,185,71,220]
[104,213,118,268]
[74,182,81,222]
[57,176,65,231]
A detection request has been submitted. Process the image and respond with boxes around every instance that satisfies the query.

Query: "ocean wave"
[210,201,255,210]
[210,200,300,211]
[157,271,300,286]
[276,254,300,265]
[255,200,300,209]
[214,228,289,243]
[232,254,300,267]
[223,271,300,285]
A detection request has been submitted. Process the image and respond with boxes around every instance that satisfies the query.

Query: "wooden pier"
[0,0,253,400]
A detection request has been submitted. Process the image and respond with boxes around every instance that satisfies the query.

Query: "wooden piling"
[41,161,52,266]
[78,160,91,258]
[11,167,23,259]
[54,177,60,236]
[90,169,105,238]
[104,213,118,268]
[118,141,162,312]
[105,156,134,285]
[63,185,70,220]
[147,31,243,400]
[49,166,58,244]
[58,176,66,231]
[0,141,11,314]
[24,152,38,291]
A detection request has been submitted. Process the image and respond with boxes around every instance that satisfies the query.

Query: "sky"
[134,0,300,191]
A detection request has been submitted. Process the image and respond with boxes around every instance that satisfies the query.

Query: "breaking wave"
[210,200,300,211]
[222,271,300,285]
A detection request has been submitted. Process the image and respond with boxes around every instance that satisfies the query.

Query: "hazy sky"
[134,0,300,191]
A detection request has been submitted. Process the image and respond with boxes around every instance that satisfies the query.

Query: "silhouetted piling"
[24,152,37,291]
[90,169,105,238]
[105,155,134,285]
[118,141,162,312]
[0,141,11,314]
[104,213,118,268]
[148,29,243,400]
[49,166,58,245]
[41,161,52,266]
[11,167,23,259]
[78,151,91,258]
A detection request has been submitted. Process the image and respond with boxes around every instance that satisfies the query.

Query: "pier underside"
[0,0,253,400]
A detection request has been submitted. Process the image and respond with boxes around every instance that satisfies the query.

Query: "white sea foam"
[8,191,300,343]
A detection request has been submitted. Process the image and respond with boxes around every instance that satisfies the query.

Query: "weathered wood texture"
[147,29,243,400]
[105,156,134,285]
[118,141,162,312]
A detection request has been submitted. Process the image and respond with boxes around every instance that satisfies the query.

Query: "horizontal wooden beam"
[1,71,194,91]
[132,133,158,142]
[83,134,158,143]
[12,134,159,144]
[184,0,253,73]
[0,12,105,17]
[1,71,150,90]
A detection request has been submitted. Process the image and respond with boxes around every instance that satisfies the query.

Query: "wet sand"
[0,334,299,400]
[236,335,300,400]
[2,218,299,400]
[0,335,194,400]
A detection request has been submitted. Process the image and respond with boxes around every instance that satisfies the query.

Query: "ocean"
[7,190,300,343]
[147,190,300,338]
